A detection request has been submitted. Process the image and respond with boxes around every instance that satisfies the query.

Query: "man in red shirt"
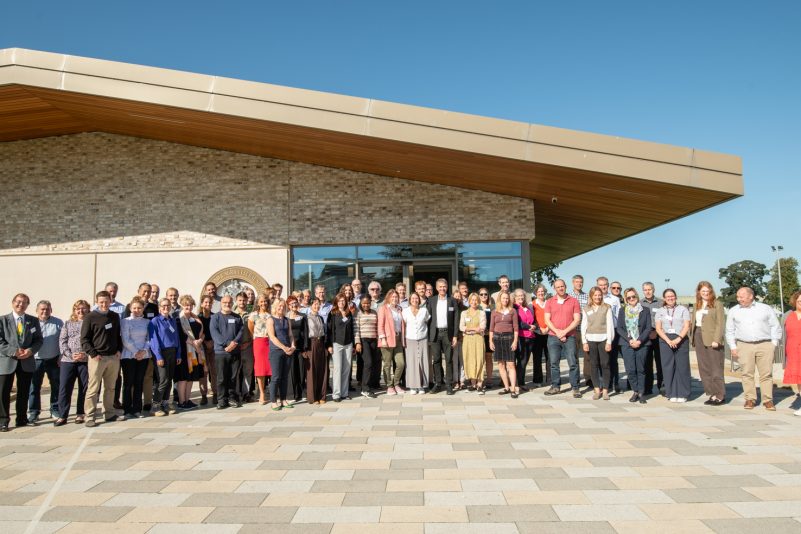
[543,279,582,398]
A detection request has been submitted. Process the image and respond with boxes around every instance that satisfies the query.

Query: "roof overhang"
[0,48,742,269]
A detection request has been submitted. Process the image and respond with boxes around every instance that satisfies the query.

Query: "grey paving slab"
[588,456,660,467]
[703,518,801,533]
[342,491,424,506]
[205,506,298,523]
[390,459,458,469]
[142,469,220,481]
[536,478,618,491]
[516,521,616,533]
[493,468,568,479]
[0,492,41,505]
[87,480,171,493]
[665,488,760,503]
[238,525,333,534]
[351,469,424,480]
[310,480,386,493]
[685,475,775,488]
[41,506,134,522]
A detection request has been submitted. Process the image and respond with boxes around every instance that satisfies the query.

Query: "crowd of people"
[0,273,799,432]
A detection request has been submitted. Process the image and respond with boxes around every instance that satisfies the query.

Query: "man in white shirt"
[490,275,512,305]
[368,282,382,311]
[725,287,782,410]
[425,279,459,395]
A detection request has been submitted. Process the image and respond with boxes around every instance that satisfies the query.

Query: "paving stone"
[352,469,423,480]
[310,480,386,493]
[685,475,773,489]
[537,478,618,491]
[516,522,615,533]
[238,525,333,534]
[467,504,558,522]
[205,506,298,523]
[181,492,268,507]
[87,480,170,493]
[342,491,424,506]
[41,506,134,522]
[665,488,760,503]
[703,518,801,533]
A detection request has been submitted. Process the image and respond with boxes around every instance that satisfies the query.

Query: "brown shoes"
[744,400,756,410]
[763,401,776,411]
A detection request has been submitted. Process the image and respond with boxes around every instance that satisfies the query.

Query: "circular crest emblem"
[202,266,270,300]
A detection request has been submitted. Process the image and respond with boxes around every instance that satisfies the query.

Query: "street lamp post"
[771,245,785,314]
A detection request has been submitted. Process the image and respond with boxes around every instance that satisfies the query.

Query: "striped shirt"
[354,310,378,343]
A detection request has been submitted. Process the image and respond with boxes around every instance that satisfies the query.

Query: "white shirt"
[603,294,621,326]
[695,301,708,327]
[436,297,448,328]
[403,307,430,341]
[390,307,402,333]
[725,301,781,348]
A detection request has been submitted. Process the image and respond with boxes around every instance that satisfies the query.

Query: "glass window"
[292,261,355,295]
[292,246,357,262]
[459,241,521,258]
[358,243,458,260]
[459,258,523,294]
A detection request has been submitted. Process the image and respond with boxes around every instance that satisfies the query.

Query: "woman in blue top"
[266,298,294,411]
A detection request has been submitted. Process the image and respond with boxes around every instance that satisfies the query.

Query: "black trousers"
[587,340,611,389]
[121,358,148,414]
[532,334,550,384]
[288,350,305,401]
[360,338,379,391]
[516,336,534,386]
[58,361,88,419]
[644,338,663,393]
[607,339,621,390]
[429,329,454,387]
[215,351,241,404]
[0,367,33,426]
[153,348,176,405]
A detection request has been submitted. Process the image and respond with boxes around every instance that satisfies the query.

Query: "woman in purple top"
[55,300,91,426]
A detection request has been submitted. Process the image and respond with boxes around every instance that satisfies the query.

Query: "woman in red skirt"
[784,290,801,417]
[250,294,272,404]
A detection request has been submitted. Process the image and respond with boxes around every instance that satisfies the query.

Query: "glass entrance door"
[409,262,456,289]
[359,263,404,297]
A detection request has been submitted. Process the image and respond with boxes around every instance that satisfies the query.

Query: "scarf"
[624,303,642,339]
[179,314,205,372]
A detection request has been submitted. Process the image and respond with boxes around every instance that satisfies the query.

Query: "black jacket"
[425,295,459,342]
[326,311,355,348]
[615,307,652,347]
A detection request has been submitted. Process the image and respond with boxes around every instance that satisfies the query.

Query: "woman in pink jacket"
[378,289,405,395]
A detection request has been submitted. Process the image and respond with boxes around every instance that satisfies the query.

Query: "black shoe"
[710,398,725,406]
[446,388,455,396]
[105,415,119,422]
[234,401,243,408]
[200,396,208,406]
[703,398,713,405]
[212,395,218,405]
[143,404,152,412]
[498,389,510,395]
[16,420,35,427]
[113,400,123,410]
[639,398,647,404]
[430,385,441,395]
[0,424,8,432]
[629,393,639,403]
[28,414,39,424]
[519,386,529,392]
[511,391,519,399]
[643,389,653,395]
[361,390,376,399]
[334,397,342,403]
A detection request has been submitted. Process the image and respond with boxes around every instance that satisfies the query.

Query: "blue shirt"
[35,316,63,360]
[148,315,181,362]
[210,312,244,353]
[121,316,150,360]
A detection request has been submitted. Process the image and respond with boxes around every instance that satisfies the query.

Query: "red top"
[784,312,801,384]
[544,295,580,336]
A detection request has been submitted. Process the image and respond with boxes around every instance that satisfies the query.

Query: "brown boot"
[744,399,756,410]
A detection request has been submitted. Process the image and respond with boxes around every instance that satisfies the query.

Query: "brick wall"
[0,132,535,253]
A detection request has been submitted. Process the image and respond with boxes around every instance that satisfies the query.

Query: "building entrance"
[358,261,456,295]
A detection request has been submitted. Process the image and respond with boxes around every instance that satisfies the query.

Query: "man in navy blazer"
[0,293,44,431]
[425,278,459,395]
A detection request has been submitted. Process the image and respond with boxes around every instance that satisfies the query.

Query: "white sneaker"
[676,397,687,403]
[794,408,801,416]
[409,389,418,395]
[669,397,678,403]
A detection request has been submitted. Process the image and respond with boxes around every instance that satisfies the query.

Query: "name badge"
[147,313,154,318]
[104,323,112,330]
[189,318,195,323]
[586,310,594,316]
[168,326,175,333]
[30,327,37,333]
[342,317,349,323]
[228,318,235,324]
[448,307,454,311]
[668,328,676,335]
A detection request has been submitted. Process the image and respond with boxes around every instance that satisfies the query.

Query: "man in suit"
[425,278,459,395]
[0,293,44,431]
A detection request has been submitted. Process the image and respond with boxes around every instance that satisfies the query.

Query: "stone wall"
[0,132,535,253]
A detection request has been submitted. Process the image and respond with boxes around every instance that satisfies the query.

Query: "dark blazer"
[425,295,460,342]
[326,311,355,348]
[0,313,44,374]
[615,307,652,347]
[515,304,538,333]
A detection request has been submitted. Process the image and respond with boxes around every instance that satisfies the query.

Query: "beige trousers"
[737,341,774,403]
[85,354,121,420]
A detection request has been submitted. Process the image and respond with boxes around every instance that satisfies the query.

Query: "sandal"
[271,404,282,411]
[282,403,294,409]
[75,416,85,424]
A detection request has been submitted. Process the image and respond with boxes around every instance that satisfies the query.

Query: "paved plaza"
[2,375,801,534]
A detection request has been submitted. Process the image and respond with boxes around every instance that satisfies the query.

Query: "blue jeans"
[269,349,290,403]
[620,343,648,394]
[547,336,579,389]
[29,357,60,418]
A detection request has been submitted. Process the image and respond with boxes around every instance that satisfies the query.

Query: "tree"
[765,257,800,311]
[718,260,767,307]
[531,261,562,287]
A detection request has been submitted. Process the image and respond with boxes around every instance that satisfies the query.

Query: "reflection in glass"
[459,241,522,258]
[359,264,404,297]
[459,258,523,294]
[292,261,355,296]
[358,243,458,260]
[292,246,357,262]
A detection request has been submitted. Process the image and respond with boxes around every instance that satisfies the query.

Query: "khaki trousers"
[738,341,774,403]
[85,354,121,420]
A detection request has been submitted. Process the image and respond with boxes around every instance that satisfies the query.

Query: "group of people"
[1,273,799,431]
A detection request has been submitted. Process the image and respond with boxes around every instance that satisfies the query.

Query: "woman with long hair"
[378,289,405,395]
[355,295,379,398]
[478,288,494,388]
[691,281,726,405]
[250,294,273,404]
[266,298,295,410]
[581,287,613,400]
[784,290,801,417]
[55,300,91,426]
[490,291,520,398]
[403,292,430,394]
[460,292,486,394]
[197,295,215,405]
[513,288,535,391]
[286,296,307,403]
[175,295,205,410]
[327,293,355,402]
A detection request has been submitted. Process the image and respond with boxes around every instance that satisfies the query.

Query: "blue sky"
[3,1,799,295]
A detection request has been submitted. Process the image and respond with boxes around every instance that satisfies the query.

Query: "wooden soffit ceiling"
[0,48,743,269]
